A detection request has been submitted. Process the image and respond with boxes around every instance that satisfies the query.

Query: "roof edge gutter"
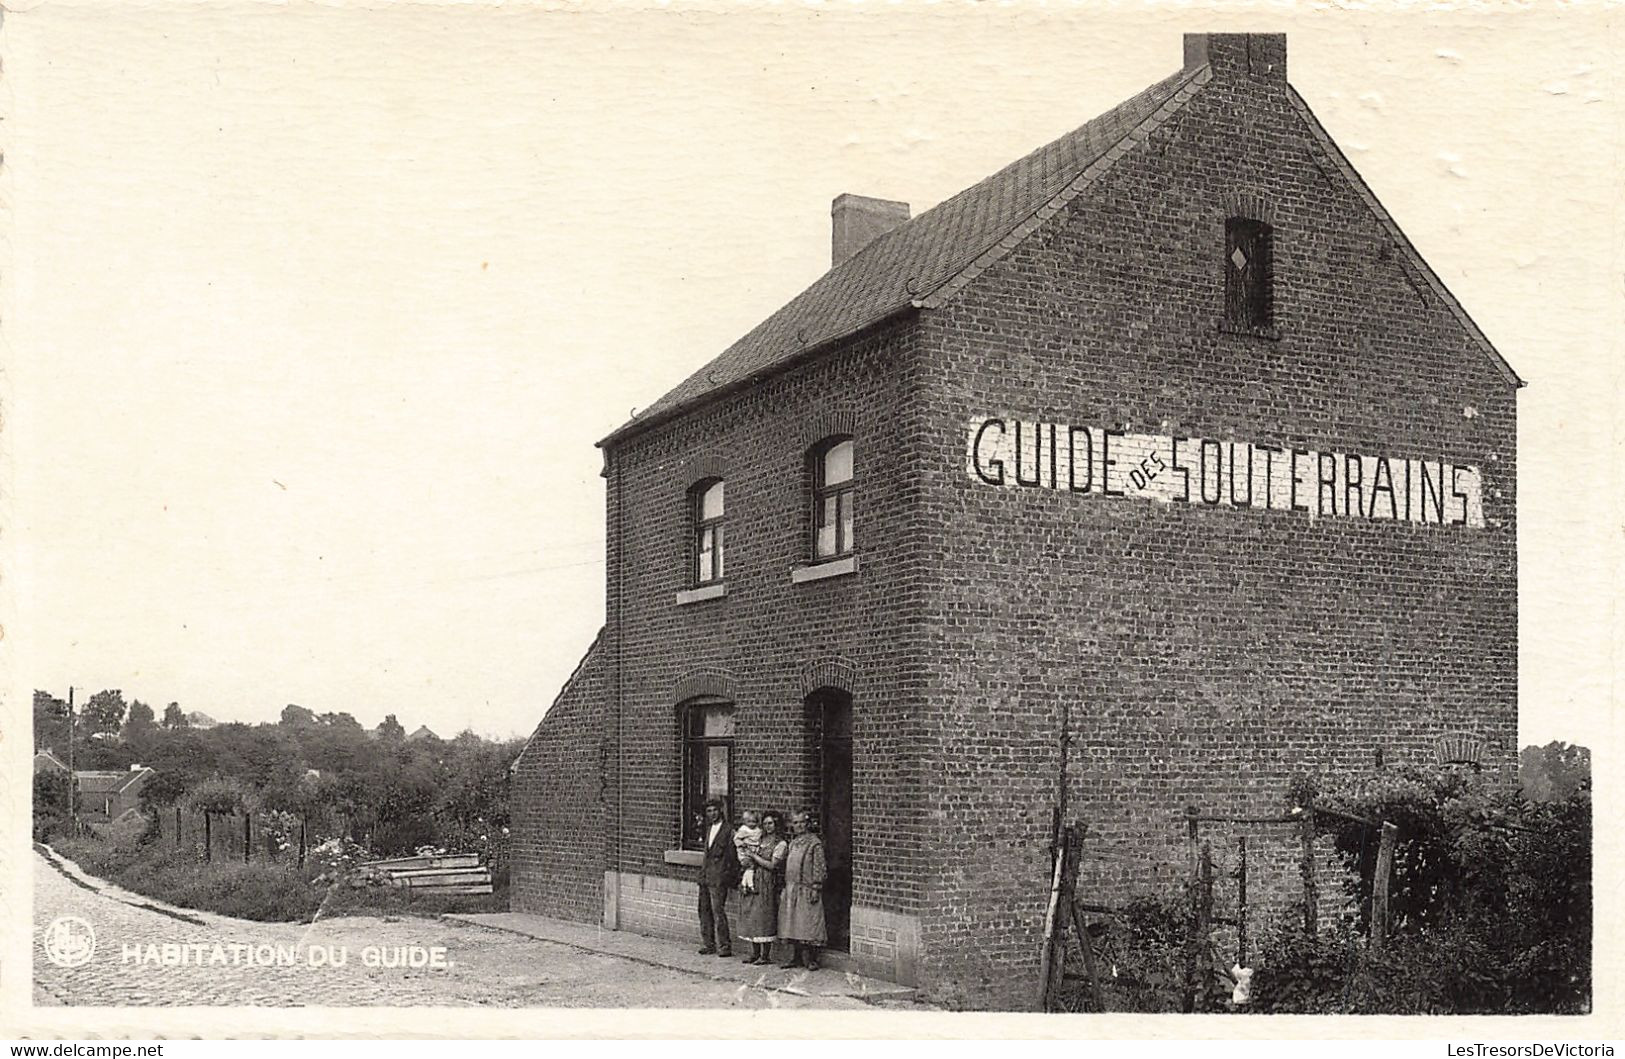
[597,302,922,459]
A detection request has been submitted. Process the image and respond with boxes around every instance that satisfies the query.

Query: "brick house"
[511,32,1519,1008]
[75,766,156,825]
[33,749,69,775]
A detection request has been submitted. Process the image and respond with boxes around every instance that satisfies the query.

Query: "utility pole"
[66,687,76,832]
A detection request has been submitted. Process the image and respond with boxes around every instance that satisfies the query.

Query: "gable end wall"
[913,65,1517,1009]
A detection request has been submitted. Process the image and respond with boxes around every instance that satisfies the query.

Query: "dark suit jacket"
[700,820,741,888]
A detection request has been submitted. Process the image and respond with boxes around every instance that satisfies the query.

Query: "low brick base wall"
[847,904,921,986]
[604,870,695,941]
[603,870,921,986]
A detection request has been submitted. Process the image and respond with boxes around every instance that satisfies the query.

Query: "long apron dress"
[778,833,828,945]
[738,838,786,942]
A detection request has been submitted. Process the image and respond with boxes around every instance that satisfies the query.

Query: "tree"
[1520,741,1591,802]
[376,714,406,741]
[280,704,318,727]
[33,690,68,751]
[320,712,363,733]
[163,702,188,729]
[82,689,127,735]
[140,770,189,809]
[124,700,156,738]
[185,776,247,816]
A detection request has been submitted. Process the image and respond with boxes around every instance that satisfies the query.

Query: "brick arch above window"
[1221,191,1277,226]
[1435,731,1487,768]
[797,411,859,452]
[673,668,738,704]
[798,657,859,698]
[680,454,730,490]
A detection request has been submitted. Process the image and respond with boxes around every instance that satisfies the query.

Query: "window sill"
[1217,319,1282,341]
[791,554,859,584]
[663,849,704,867]
[675,582,727,606]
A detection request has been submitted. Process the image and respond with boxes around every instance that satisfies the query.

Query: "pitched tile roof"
[75,769,151,794]
[602,64,1206,446]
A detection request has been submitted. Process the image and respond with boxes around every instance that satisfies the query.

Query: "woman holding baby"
[735,809,788,965]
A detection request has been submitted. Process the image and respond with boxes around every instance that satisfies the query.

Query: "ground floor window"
[681,699,735,849]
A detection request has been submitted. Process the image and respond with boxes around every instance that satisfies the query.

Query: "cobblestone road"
[32,851,865,1008]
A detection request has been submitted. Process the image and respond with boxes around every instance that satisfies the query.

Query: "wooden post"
[1182,839,1216,1012]
[1300,809,1318,934]
[203,812,212,862]
[1068,900,1107,1012]
[1198,841,1215,1005]
[1038,834,1067,1010]
[66,685,76,838]
[299,815,308,867]
[1371,821,1398,953]
[1236,835,1249,967]
[244,813,252,863]
[1181,832,1205,1012]
[1041,822,1088,1011]
[175,806,182,848]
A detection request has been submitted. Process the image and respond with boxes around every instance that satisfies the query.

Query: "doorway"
[817,692,853,952]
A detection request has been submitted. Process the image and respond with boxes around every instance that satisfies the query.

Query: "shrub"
[1248,765,1590,1014]
[33,772,73,843]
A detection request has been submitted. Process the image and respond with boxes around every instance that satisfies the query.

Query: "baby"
[733,811,764,894]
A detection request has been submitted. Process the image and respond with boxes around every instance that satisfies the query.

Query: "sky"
[5,2,1619,747]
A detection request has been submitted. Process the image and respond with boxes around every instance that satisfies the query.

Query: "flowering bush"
[307,835,371,885]
[258,810,300,858]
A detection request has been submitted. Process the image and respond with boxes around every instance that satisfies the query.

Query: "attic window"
[1224,217,1273,333]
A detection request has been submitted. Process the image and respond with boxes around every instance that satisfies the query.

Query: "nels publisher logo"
[43,915,96,968]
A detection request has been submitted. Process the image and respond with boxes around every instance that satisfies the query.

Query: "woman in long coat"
[778,810,828,970]
[736,810,787,965]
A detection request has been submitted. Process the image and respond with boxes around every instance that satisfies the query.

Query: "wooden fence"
[156,807,338,865]
[151,807,510,879]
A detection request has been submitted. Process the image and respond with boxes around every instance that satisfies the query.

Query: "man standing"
[697,797,739,957]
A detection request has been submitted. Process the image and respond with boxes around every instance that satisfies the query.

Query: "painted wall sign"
[965,416,1484,527]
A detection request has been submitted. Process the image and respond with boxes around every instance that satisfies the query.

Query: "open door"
[818,693,853,952]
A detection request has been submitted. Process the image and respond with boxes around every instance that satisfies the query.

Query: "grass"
[48,834,509,923]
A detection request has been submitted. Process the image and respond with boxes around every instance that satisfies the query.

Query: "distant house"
[75,765,156,824]
[33,749,69,775]
[407,725,439,743]
[185,711,218,730]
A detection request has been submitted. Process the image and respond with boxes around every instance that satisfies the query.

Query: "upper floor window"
[1225,217,1273,330]
[690,478,726,586]
[810,437,855,559]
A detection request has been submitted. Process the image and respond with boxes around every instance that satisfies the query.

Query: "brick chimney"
[831,193,910,267]
[1183,32,1286,82]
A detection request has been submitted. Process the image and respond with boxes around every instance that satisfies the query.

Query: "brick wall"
[513,34,1518,1011]
[599,318,934,917]
[510,631,608,924]
[912,44,1517,1008]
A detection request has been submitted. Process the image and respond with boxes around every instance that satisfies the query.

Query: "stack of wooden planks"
[359,852,492,895]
